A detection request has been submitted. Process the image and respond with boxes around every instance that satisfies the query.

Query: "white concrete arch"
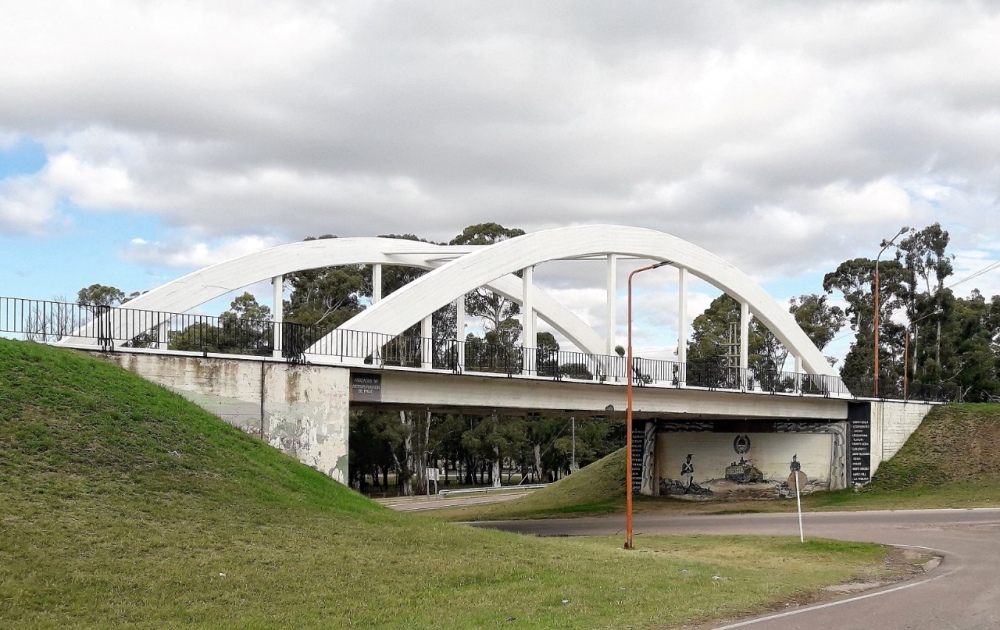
[331,225,836,377]
[69,237,607,355]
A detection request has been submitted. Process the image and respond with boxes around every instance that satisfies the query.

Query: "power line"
[948,260,1000,290]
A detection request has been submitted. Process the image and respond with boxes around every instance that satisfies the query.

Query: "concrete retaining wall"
[102,352,351,484]
[871,400,937,471]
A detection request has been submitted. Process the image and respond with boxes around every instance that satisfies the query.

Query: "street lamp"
[874,227,908,397]
[625,259,671,550]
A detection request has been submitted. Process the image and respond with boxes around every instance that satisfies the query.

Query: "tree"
[822,223,957,396]
[464,318,523,374]
[77,284,125,307]
[219,292,272,355]
[898,223,953,297]
[685,292,846,391]
[823,257,907,391]
[24,294,75,342]
[283,235,366,337]
[462,415,526,487]
[788,294,847,364]
[171,292,272,355]
[685,294,761,388]
[536,331,560,377]
[366,233,459,369]
[449,223,525,332]
[897,223,955,374]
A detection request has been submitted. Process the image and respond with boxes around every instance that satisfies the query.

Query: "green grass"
[0,339,904,629]
[455,448,630,519]
[869,403,1000,490]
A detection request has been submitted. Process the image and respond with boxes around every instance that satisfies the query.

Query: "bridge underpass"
[93,349,932,497]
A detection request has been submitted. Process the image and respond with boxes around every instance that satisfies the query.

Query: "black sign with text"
[631,426,644,492]
[848,403,872,485]
[351,373,382,402]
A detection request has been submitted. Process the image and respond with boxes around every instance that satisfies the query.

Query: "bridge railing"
[0,295,946,401]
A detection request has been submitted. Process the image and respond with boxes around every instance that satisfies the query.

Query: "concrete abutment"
[105,352,350,484]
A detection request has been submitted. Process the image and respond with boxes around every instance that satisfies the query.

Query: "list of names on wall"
[631,427,644,492]
[850,417,872,485]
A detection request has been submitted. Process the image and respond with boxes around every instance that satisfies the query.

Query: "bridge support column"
[421,315,432,370]
[677,267,687,387]
[522,265,535,374]
[740,301,749,390]
[372,264,382,303]
[272,275,283,358]
[456,294,466,372]
[795,355,803,392]
[606,254,617,356]
[157,320,170,349]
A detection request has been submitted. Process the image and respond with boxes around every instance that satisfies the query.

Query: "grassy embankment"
[435,403,1000,522]
[0,338,903,629]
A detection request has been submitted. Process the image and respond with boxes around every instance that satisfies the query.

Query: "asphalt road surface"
[377,491,533,512]
[474,508,1000,629]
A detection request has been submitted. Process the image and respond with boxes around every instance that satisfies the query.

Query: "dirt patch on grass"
[685,546,940,629]
[823,546,939,593]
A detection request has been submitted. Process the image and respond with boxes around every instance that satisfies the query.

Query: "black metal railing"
[0,295,952,401]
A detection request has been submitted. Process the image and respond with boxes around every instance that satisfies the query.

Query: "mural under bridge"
[633,420,848,499]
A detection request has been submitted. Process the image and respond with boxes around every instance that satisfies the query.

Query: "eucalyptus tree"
[282,235,366,337]
[449,222,525,333]
[823,256,908,390]
[77,284,126,307]
[686,293,846,389]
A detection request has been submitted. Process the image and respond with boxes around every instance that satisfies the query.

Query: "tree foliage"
[77,284,126,307]
[449,223,525,332]
[170,292,272,355]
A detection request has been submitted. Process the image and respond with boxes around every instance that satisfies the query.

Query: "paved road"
[377,491,533,512]
[474,508,1000,629]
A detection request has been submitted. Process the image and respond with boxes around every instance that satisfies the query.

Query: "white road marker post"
[795,471,804,543]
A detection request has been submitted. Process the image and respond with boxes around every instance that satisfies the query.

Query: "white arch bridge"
[22,225,931,489]
[62,225,842,391]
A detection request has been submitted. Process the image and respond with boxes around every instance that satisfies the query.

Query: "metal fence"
[0,295,952,401]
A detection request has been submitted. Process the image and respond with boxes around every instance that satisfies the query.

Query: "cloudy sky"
[2,1,1000,362]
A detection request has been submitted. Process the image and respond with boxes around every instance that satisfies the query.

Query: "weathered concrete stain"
[285,369,301,403]
[101,352,350,484]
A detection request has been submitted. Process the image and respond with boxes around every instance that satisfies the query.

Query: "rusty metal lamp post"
[874,227,908,397]
[625,260,671,550]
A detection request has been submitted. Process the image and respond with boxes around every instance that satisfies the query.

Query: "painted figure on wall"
[680,454,694,488]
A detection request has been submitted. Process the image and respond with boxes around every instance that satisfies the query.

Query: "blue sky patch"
[0,139,48,179]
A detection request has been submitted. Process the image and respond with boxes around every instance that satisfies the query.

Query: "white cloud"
[121,234,282,269]
[2,0,1000,354]
[0,176,58,236]
[46,152,139,209]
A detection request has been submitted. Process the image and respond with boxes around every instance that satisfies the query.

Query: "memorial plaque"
[351,373,382,402]
[850,416,872,485]
[631,426,644,492]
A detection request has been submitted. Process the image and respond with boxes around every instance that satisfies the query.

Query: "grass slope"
[1,339,897,629]
[870,403,1000,489]
[453,448,630,521]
